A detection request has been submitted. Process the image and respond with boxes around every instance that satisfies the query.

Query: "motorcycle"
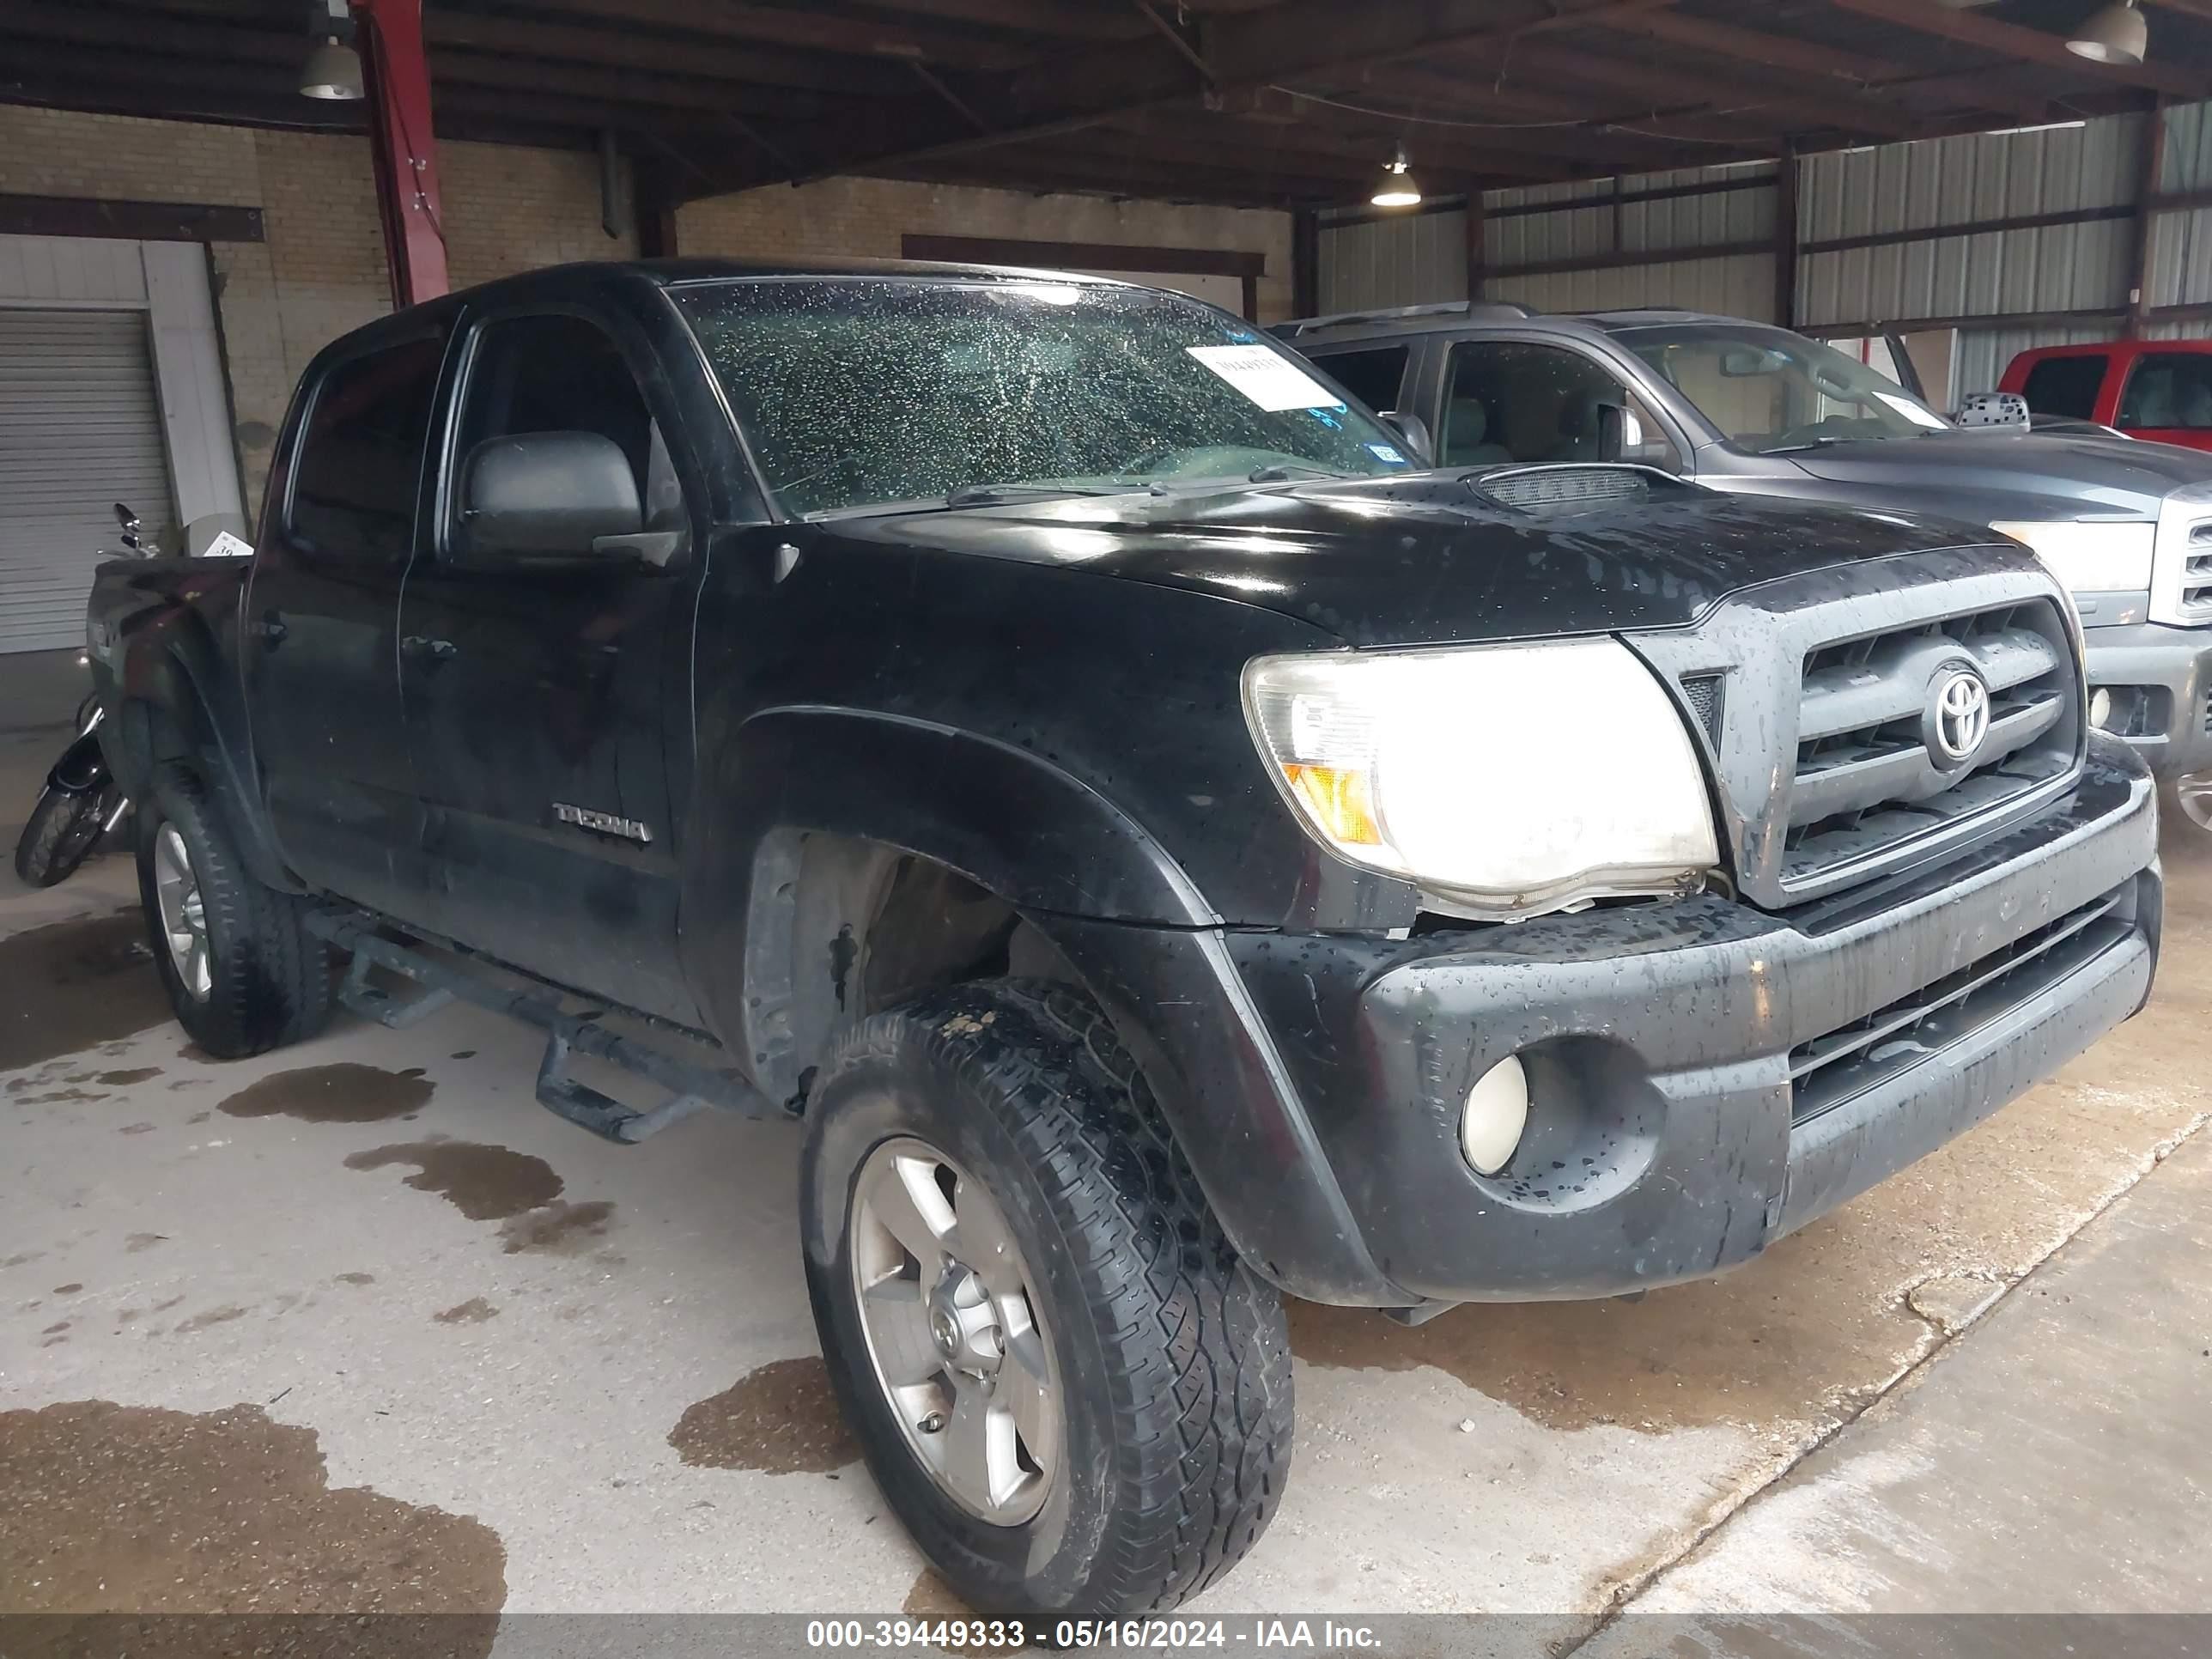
[10,504,152,888]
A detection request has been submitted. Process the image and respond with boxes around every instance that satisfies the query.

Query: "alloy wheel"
[848,1134,1061,1525]
[153,822,212,1000]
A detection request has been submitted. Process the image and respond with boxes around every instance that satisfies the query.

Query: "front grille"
[1780,601,2077,892]
[2185,522,2212,610]
[1789,883,2136,1125]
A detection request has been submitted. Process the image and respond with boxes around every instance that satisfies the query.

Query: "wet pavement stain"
[902,1571,1012,1654]
[118,1122,155,1135]
[0,1400,507,1620]
[0,913,171,1074]
[52,1283,82,1295]
[433,1297,498,1325]
[219,1063,435,1126]
[343,1139,562,1221]
[497,1199,614,1255]
[124,1233,166,1253]
[97,1067,161,1086]
[173,1304,248,1334]
[3,1251,43,1268]
[668,1356,858,1474]
[335,1272,375,1286]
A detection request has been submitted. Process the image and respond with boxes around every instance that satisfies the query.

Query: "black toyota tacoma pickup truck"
[86,259,2161,1620]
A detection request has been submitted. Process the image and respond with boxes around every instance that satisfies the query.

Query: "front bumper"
[2081,620,2212,777]
[1071,739,2160,1310]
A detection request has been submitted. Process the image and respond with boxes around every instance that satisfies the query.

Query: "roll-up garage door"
[0,308,175,654]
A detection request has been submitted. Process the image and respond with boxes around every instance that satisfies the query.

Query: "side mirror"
[458,431,653,562]
[1952,392,2029,430]
[1379,410,1432,465]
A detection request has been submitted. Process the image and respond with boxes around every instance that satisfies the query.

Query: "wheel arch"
[106,618,302,894]
[681,705,1218,1097]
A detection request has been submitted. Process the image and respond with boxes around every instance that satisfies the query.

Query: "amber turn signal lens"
[1283,763,1382,846]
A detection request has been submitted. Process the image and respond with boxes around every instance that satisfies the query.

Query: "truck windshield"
[672,277,1413,517]
[1619,324,1950,453]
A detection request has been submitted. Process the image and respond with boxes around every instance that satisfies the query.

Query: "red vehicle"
[2000,338,2212,451]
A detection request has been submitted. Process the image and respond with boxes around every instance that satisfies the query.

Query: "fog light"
[2090,687,2113,730]
[1461,1056,1529,1176]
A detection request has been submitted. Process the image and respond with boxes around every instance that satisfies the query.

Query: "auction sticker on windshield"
[1187,344,1343,411]
[1875,392,1948,429]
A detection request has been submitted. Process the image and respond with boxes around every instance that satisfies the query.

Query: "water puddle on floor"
[343,1139,560,1219]
[0,1398,505,1622]
[669,1356,857,1474]
[497,1199,614,1255]
[0,912,169,1073]
[219,1063,434,1125]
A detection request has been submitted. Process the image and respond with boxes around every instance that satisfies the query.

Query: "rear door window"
[287,335,447,563]
[2116,353,2212,432]
[1315,344,1411,413]
[2019,354,2109,421]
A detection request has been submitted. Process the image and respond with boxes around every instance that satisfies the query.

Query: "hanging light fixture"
[2066,0,2148,64]
[1371,144,1422,209]
[299,0,365,100]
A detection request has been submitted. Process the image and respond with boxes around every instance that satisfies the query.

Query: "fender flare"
[109,614,303,894]
[680,704,1216,1080]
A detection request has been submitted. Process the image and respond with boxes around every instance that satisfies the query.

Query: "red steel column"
[353,0,448,307]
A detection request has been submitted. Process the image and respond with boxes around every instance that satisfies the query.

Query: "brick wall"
[678,175,1295,322]
[0,106,635,507]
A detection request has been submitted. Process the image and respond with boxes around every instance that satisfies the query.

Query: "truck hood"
[836,474,1997,648]
[1778,429,2212,524]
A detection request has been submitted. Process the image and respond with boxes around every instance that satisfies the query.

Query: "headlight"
[1243,639,1719,918]
[1989,521,2154,594]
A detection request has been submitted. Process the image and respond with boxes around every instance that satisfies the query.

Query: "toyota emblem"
[1929,666,1991,766]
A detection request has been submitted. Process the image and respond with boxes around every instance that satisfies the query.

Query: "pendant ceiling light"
[1372,144,1422,209]
[300,0,364,100]
[2066,0,2148,64]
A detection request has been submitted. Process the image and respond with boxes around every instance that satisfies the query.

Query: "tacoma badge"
[552,802,653,843]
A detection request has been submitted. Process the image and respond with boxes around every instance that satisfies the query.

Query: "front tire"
[800,980,1293,1620]
[137,763,334,1059]
[14,787,107,887]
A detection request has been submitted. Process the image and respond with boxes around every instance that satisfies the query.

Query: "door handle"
[400,635,458,661]
[254,610,288,645]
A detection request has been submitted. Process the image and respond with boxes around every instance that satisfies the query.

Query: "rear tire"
[137,763,334,1059]
[800,979,1293,1620]
[13,787,106,887]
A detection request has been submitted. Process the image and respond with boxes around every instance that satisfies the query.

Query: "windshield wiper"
[1245,462,1357,483]
[943,483,1122,507]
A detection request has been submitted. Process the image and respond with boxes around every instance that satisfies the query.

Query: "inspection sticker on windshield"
[1366,442,1409,465]
[1186,344,1343,411]
[1875,392,1948,430]
[203,531,254,559]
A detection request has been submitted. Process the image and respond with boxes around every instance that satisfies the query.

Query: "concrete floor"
[4,722,2211,1638]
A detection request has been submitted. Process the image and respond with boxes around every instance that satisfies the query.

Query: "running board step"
[307,912,774,1143]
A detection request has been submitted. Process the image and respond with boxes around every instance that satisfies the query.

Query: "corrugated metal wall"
[1796,117,2143,331]
[1486,163,1778,319]
[1489,253,1777,319]
[2151,101,2212,315]
[1316,207,1468,313]
[1316,103,2212,373]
